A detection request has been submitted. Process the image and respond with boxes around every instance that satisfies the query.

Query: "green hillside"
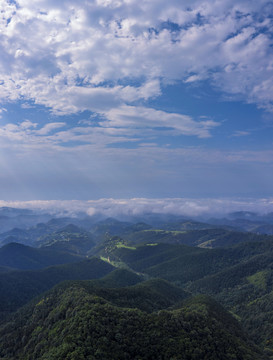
[100,238,273,356]
[0,218,82,247]
[55,274,189,313]
[124,228,272,248]
[89,268,144,288]
[0,280,265,360]
[36,226,96,255]
[185,251,273,357]
[1,221,273,358]
[0,257,114,319]
[0,242,82,270]
[106,241,258,284]
[108,240,273,282]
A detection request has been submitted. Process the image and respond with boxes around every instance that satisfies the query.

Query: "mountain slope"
[0,257,114,318]
[185,251,273,356]
[124,228,272,248]
[0,242,82,270]
[109,240,273,283]
[36,226,95,255]
[0,281,266,360]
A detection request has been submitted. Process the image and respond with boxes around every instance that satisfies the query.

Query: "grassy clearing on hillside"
[247,270,268,290]
[116,244,136,250]
[100,256,132,271]
[143,230,186,235]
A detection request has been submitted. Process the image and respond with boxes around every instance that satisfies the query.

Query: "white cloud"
[0,117,141,149]
[1,115,273,166]
[20,120,37,129]
[0,107,7,118]
[35,122,66,135]
[103,105,219,138]
[231,130,250,137]
[0,0,272,115]
[1,197,273,218]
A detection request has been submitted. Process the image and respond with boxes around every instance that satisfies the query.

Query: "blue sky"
[0,0,273,214]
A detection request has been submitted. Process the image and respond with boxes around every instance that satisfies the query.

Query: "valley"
[0,208,273,359]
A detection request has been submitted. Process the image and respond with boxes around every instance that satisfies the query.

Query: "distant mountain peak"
[228,211,258,219]
[58,224,82,233]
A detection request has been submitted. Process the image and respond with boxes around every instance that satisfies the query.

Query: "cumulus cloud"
[0,0,272,115]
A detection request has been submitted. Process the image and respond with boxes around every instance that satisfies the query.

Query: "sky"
[0,0,273,214]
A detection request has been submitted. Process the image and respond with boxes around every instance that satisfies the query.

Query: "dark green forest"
[1,211,273,359]
[0,279,266,360]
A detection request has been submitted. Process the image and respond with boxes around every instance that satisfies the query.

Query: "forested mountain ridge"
[123,228,273,248]
[35,226,96,255]
[0,276,267,360]
[0,257,114,320]
[104,239,273,356]
[101,239,273,283]
[0,242,82,270]
[1,209,273,358]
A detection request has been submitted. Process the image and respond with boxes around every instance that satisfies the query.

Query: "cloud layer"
[0,0,272,116]
[1,197,273,218]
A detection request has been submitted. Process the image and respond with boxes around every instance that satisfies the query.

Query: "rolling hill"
[35,225,96,255]
[123,228,273,248]
[0,242,82,270]
[0,277,266,360]
[0,257,114,319]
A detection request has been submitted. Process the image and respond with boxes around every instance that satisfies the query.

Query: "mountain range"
[0,207,273,358]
